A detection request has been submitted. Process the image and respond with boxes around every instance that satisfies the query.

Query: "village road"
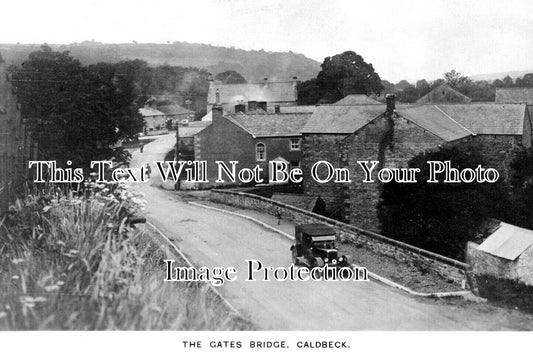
[127,133,533,330]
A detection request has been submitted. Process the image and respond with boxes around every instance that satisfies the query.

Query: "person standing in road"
[139,142,144,153]
[145,163,151,179]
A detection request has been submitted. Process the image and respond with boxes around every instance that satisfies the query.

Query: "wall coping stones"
[211,188,468,270]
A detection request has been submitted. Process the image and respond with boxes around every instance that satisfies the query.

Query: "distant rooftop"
[495,88,533,105]
[208,81,297,104]
[227,112,311,137]
[334,94,382,105]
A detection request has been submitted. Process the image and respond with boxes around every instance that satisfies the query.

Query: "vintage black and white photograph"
[1,0,533,352]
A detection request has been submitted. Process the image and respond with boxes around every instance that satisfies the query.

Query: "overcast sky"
[1,0,532,82]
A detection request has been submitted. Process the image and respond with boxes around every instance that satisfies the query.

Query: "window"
[256,143,266,161]
[290,138,301,151]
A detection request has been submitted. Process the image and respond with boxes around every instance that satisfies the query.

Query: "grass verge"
[0,183,253,330]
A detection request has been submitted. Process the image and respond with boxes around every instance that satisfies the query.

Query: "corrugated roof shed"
[229,112,311,137]
[477,222,533,261]
[397,105,473,142]
[301,105,385,134]
[437,103,526,135]
[495,88,533,104]
[334,94,382,105]
[208,81,297,104]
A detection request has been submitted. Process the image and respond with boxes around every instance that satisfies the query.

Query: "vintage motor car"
[290,223,350,268]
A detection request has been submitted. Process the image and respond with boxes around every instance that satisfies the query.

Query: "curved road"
[129,134,533,330]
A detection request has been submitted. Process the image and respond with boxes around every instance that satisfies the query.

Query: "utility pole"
[174,124,180,190]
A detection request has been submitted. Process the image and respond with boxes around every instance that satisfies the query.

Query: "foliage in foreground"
[0,183,250,330]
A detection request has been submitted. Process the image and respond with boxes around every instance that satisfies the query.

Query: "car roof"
[296,223,335,236]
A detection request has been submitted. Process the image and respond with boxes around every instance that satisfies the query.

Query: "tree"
[11,45,143,169]
[502,75,514,88]
[443,69,469,88]
[378,143,510,260]
[509,147,533,229]
[297,78,322,105]
[493,79,504,88]
[380,80,395,94]
[215,70,247,84]
[396,83,418,103]
[316,51,383,103]
[394,80,412,91]
[522,73,533,87]
[415,79,431,97]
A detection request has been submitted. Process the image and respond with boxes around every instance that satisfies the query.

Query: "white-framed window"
[290,138,301,151]
[256,142,266,161]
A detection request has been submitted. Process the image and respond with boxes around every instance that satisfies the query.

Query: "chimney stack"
[235,104,246,114]
[257,101,267,112]
[274,105,280,114]
[386,94,395,114]
[248,101,258,111]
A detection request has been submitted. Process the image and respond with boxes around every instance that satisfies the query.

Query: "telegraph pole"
[174,124,180,190]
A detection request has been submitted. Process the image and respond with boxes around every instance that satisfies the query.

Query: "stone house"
[158,104,195,127]
[416,84,472,104]
[301,96,532,230]
[193,105,311,187]
[138,97,168,135]
[206,78,299,113]
[467,222,533,310]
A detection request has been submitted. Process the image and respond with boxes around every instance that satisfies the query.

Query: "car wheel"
[291,248,299,265]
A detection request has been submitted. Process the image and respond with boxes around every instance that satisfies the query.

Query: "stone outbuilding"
[467,222,533,311]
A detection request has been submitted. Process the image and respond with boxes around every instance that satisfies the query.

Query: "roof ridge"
[223,115,256,138]
[433,105,476,136]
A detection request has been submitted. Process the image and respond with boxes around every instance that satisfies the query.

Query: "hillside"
[0,41,321,82]
[469,70,533,82]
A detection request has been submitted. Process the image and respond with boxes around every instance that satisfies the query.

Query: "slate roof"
[271,193,321,212]
[301,105,386,134]
[139,107,165,117]
[266,105,317,113]
[228,112,311,137]
[158,104,194,116]
[396,105,473,142]
[495,88,533,104]
[436,103,526,135]
[208,81,297,104]
[334,94,382,105]
[477,222,533,261]
[302,103,526,138]
[178,122,211,138]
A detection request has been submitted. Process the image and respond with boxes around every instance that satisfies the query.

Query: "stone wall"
[467,242,533,286]
[470,134,523,182]
[301,133,348,219]
[340,115,447,231]
[467,242,533,311]
[211,189,468,287]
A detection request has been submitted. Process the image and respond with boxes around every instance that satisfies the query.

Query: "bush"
[0,182,250,330]
[378,143,510,261]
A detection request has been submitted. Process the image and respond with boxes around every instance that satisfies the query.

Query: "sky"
[1,0,532,82]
